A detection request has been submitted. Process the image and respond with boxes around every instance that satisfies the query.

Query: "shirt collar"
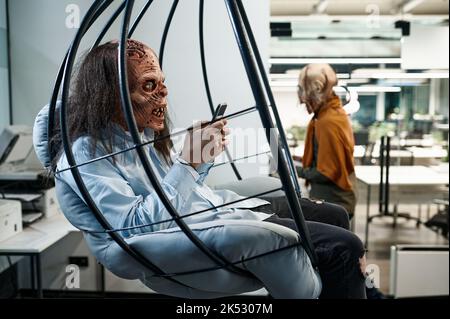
[110,123,155,143]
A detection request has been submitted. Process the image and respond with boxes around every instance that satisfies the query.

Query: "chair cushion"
[32,102,59,169]
[213,176,285,198]
[106,219,321,298]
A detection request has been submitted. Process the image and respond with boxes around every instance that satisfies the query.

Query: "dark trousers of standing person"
[252,196,367,299]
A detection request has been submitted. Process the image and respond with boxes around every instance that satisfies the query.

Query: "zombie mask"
[126,39,168,132]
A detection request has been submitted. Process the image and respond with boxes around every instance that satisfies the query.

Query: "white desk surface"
[294,145,446,159]
[0,214,77,254]
[405,147,448,159]
[355,165,449,186]
[353,146,446,159]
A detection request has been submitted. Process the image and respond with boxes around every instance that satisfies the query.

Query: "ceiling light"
[349,86,402,93]
[270,82,402,93]
[270,58,402,65]
[352,71,449,79]
[270,73,350,79]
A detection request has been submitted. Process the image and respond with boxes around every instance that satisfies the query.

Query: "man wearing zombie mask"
[52,40,367,299]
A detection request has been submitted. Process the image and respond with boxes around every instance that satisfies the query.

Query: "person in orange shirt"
[297,64,357,218]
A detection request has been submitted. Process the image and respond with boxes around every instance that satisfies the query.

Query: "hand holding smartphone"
[181,103,229,167]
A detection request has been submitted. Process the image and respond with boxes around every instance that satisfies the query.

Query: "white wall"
[271,89,311,128]
[0,0,10,131]
[8,0,112,125]
[9,0,270,183]
[401,24,449,70]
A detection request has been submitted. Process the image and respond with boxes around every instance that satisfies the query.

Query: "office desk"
[356,165,449,246]
[295,145,446,165]
[0,214,77,298]
[354,146,447,165]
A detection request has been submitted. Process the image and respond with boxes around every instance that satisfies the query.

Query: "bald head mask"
[298,63,338,114]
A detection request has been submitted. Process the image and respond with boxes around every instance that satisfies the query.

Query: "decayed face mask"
[127,40,168,132]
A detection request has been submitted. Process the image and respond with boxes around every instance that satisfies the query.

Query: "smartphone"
[212,103,227,122]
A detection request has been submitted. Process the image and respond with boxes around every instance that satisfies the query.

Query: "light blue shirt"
[56,125,271,237]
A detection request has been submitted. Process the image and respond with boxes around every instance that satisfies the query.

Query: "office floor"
[353,199,448,295]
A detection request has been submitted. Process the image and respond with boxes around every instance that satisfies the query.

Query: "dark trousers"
[252,196,366,299]
[261,197,351,230]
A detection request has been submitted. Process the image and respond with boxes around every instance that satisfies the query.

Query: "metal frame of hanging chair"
[46,0,319,290]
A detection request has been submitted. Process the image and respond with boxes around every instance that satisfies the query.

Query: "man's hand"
[181,119,230,169]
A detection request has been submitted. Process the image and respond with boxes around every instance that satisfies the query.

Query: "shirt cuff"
[174,157,201,182]
[197,162,214,176]
[163,160,200,203]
